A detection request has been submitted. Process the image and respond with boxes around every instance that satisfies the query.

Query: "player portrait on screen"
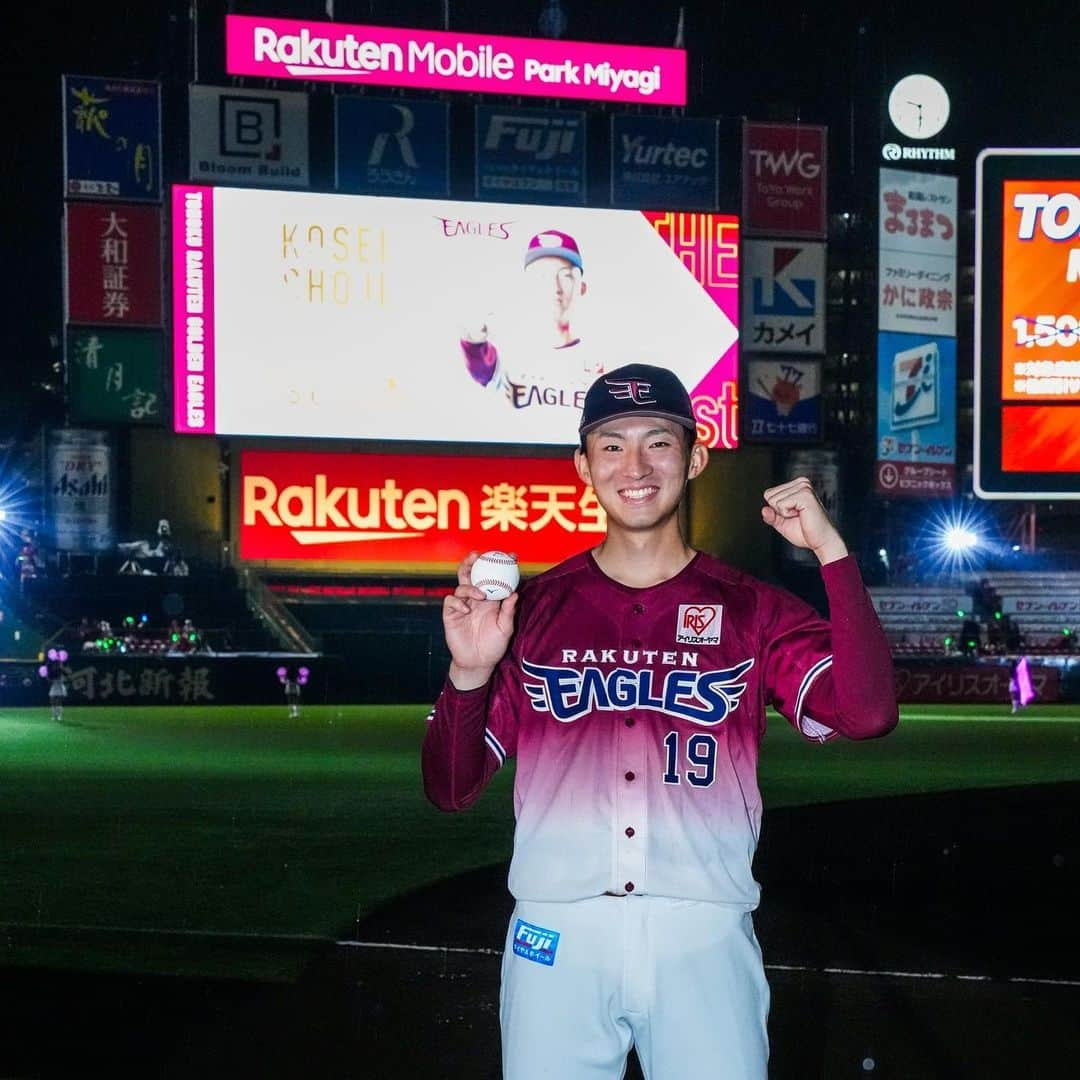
[459,229,605,414]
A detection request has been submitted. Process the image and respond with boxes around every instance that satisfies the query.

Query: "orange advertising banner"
[238,449,606,570]
[1002,179,1080,403]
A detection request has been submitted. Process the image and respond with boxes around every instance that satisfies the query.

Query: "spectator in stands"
[1004,617,1024,653]
[16,530,43,589]
[163,544,190,576]
[960,617,981,657]
[973,577,994,620]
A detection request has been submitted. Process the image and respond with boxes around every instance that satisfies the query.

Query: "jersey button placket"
[615,600,648,896]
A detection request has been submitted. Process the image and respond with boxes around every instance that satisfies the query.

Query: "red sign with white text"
[742,122,827,237]
[239,449,606,570]
[65,202,161,326]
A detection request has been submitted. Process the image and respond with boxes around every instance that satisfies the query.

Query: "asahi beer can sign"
[47,429,114,552]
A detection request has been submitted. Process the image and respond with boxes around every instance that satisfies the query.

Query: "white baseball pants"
[499,894,769,1079]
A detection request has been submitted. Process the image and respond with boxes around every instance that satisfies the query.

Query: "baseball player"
[460,229,605,413]
[422,363,898,1079]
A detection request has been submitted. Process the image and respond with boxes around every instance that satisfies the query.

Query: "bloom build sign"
[226,15,686,105]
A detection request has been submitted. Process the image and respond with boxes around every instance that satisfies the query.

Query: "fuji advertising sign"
[225,14,686,106]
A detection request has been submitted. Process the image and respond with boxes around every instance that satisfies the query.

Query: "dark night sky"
[7,0,1078,434]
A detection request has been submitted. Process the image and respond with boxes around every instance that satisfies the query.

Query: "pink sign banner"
[171,185,215,434]
[225,14,686,106]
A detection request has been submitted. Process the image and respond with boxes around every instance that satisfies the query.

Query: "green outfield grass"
[1,702,1078,977]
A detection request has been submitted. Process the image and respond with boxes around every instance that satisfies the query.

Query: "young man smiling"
[423,363,898,1079]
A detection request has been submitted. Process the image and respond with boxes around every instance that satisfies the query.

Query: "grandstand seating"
[16,567,282,656]
[977,572,1080,652]
[272,586,451,702]
[870,572,1080,656]
[868,585,976,656]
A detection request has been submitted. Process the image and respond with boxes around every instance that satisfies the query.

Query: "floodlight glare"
[917,502,994,576]
[943,526,980,552]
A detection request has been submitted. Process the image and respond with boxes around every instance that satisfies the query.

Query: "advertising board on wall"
[238,449,606,572]
[741,122,827,238]
[172,185,740,448]
[335,97,449,197]
[224,14,686,105]
[65,328,163,424]
[610,115,718,210]
[62,75,162,201]
[742,240,825,354]
[875,331,957,497]
[975,149,1080,498]
[877,167,958,337]
[876,167,958,498]
[744,358,822,442]
[46,429,114,553]
[188,85,310,188]
[65,202,161,326]
[474,106,586,205]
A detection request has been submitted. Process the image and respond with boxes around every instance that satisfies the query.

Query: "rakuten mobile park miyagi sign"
[225,15,686,106]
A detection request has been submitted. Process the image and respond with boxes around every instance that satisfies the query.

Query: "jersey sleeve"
[460,338,499,387]
[421,650,520,812]
[760,554,898,743]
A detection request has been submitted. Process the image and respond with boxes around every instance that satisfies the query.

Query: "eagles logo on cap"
[524,230,583,272]
[579,363,697,436]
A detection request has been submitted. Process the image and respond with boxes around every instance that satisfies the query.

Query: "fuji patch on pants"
[512,918,560,966]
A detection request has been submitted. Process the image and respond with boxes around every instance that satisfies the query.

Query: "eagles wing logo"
[606,377,655,405]
[520,656,753,726]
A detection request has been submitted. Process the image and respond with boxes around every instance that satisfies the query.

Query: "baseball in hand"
[470,551,520,601]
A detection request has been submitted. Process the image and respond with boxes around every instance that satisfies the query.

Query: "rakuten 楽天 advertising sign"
[225,15,686,106]
[172,185,740,448]
[239,450,605,572]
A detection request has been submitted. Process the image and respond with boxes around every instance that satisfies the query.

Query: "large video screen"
[173,186,739,447]
[975,150,1080,498]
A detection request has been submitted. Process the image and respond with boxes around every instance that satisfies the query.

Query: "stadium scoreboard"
[976,149,1080,499]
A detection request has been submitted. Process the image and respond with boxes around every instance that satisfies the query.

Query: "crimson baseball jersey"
[423,551,897,908]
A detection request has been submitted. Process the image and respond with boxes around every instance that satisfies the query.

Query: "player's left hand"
[761,477,848,565]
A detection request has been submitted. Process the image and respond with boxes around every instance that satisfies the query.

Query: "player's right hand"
[443,551,518,690]
[461,313,494,344]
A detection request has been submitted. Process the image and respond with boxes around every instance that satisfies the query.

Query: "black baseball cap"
[579,364,697,437]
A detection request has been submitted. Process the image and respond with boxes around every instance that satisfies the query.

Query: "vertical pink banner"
[642,211,741,449]
[172,185,215,434]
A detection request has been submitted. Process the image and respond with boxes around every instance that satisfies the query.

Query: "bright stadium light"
[915,502,995,576]
[0,469,36,553]
[943,525,980,552]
